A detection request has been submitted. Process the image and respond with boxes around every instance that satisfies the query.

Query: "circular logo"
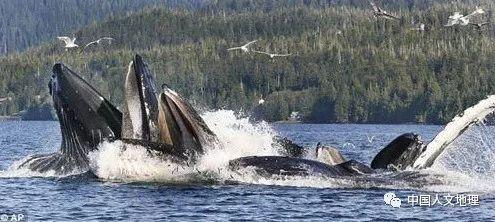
[384,192,396,204]
[0,214,8,222]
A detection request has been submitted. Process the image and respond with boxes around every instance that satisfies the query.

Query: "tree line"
[1,0,495,124]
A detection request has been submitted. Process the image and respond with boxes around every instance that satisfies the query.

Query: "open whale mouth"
[121,55,219,163]
[50,64,122,154]
[17,64,123,174]
[122,55,159,141]
[157,85,219,161]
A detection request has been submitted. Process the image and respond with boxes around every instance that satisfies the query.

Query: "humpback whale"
[371,95,495,171]
[371,133,424,170]
[15,53,495,182]
[122,55,219,163]
[17,63,123,174]
[122,54,159,142]
[16,55,219,175]
[15,54,362,178]
[229,156,372,178]
[229,95,495,178]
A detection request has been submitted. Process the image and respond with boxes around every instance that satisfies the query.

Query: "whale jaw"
[122,55,159,142]
[19,63,123,174]
[157,86,219,163]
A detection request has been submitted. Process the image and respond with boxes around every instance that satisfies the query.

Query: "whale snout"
[49,63,65,96]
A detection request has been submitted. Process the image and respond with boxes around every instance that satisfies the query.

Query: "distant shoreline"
[273,121,443,126]
[1,118,445,126]
[0,116,21,121]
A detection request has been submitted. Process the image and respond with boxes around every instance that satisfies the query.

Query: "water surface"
[1,119,494,221]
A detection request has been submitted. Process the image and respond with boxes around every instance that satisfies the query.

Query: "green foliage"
[1,1,495,123]
[0,0,204,55]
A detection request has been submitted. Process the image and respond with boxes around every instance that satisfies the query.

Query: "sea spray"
[413,95,495,169]
[426,123,495,193]
[88,110,283,182]
[407,95,495,192]
[197,110,281,170]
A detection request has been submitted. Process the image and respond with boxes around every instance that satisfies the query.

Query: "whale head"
[122,55,219,162]
[50,64,123,157]
[122,54,159,141]
[157,84,219,162]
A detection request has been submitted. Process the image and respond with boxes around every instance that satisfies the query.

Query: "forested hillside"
[0,0,205,55]
[1,0,495,123]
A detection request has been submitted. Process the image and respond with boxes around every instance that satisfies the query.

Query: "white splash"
[88,110,283,183]
[89,140,196,182]
[197,110,280,170]
[413,95,495,169]
[423,121,495,193]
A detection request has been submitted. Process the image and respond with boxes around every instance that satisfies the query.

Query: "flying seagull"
[368,0,400,20]
[445,12,463,27]
[258,96,265,105]
[463,7,485,21]
[227,40,258,53]
[253,50,292,58]
[57,36,78,49]
[445,7,485,27]
[366,135,375,143]
[83,37,114,50]
[410,23,426,32]
[459,7,485,25]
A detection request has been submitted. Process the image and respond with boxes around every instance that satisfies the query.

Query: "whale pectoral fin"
[16,153,81,175]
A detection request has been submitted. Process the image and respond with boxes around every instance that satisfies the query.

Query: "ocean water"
[0,111,494,221]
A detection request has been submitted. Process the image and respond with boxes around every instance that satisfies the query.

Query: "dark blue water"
[1,121,494,221]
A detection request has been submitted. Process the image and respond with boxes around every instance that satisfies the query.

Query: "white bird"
[83,37,114,50]
[253,50,292,58]
[366,135,375,143]
[57,36,78,49]
[460,7,485,25]
[227,40,257,53]
[445,7,485,27]
[368,0,400,20]
[258,97,265,105]
[410,23,425,32]
[446,12,462,26]
[464,7,485,20]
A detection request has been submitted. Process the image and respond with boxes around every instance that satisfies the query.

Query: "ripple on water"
[0,119,494,220]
